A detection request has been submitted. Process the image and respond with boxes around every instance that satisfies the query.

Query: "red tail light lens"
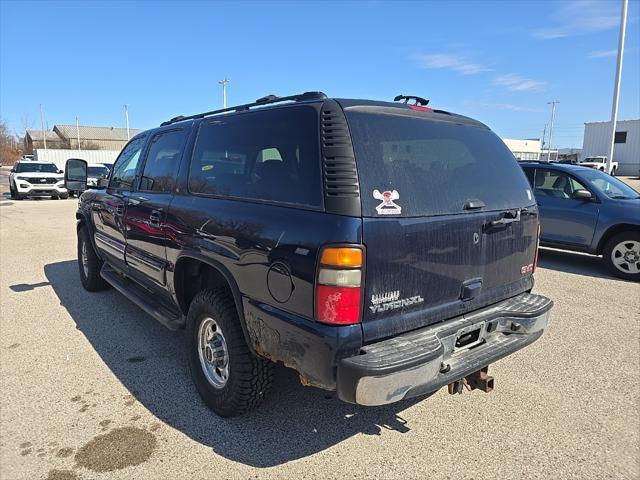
[533,223,541,273]
[315,246,364,325]
[316,285,361,325]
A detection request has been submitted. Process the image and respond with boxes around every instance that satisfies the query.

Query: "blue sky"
[1,0,638,149]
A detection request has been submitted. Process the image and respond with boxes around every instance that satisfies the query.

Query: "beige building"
[24,125,142,153]
[501,138,541,161]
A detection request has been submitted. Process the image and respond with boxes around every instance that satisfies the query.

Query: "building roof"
[54,125,142,141]
[584,119,640,125]
[26,130,62,141]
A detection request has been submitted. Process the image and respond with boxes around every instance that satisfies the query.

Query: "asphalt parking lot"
[1,167,638,480]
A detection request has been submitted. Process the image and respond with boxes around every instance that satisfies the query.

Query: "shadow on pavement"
[537,248,619,280]
[44,260,424,467]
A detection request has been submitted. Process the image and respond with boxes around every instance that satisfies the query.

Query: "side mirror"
[58,169,64,174]
[10,168,16,173]
[573,189,592,200]
[65,158,87,193]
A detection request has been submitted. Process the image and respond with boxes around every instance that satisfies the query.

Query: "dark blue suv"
[64,93,552,416]
[520,162,640,281]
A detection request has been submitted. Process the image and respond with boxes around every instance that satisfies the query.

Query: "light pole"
[124,104,130,140]
[606,0,628,174]
[546,101,559,161]
[219,78,230,108]
[40,104,47,150]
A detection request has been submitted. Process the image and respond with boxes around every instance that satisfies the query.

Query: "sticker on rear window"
[373,189,401,215]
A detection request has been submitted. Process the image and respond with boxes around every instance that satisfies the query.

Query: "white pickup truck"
[579,156,618,175]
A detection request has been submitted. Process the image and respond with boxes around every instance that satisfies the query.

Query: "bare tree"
[0,118,21,165]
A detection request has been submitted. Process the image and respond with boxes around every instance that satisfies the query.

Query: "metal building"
[582,119,639,176]
[502,138,541,161]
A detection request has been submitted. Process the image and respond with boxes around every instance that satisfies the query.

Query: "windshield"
[579,169,639,199]
[87,165,109,176]
[581,157,604,163]
[346,109,533,216]
[15,163,59,173]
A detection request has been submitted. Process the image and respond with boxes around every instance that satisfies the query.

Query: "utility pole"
[606,0,628,174]
[40,104,47,150]
[541,123,547,160]
[546,101,559,161]
[124,104,130,140]
[218,78,230,108]
[76,116,81,151]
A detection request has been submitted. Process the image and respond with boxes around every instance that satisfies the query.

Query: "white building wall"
[34,149,120,170]
[501,138,541,160]
[582,120,640,176]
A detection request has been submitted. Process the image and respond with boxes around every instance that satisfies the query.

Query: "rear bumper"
[336,293,552,406]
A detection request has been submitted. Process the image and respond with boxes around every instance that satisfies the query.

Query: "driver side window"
[534,169,588,200]
[109,137,146,190]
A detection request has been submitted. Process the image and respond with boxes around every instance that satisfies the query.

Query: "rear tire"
[186,289,274,417]
[78,226,110,291]
[9,184,16,199]
[603,232,640,281]
[59,193,69,200]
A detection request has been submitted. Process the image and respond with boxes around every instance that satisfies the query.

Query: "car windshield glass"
[581,158,603,163]
[15,163,58,173]
[579,169,639,199]
[345,109,533,216]
[87,166,109,176]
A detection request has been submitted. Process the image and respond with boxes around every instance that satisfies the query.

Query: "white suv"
[9,160,68,200]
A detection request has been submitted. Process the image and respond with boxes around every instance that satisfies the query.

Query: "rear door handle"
[485,210,521,230]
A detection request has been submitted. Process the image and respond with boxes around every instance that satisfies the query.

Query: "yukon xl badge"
[370,291,424,313]
[373,189,401,215]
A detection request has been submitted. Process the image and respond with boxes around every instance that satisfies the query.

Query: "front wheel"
[186,289,274,417]
[603,232,640,281]
[59,193,69,200]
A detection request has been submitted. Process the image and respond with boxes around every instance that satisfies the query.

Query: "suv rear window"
[345,109,533,217]
[189,106,322,208]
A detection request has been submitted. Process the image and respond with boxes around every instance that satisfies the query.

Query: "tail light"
[315,246,363,325]
[533,223,541,273]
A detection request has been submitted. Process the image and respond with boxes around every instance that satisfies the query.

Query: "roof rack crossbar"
[160,91,327,126]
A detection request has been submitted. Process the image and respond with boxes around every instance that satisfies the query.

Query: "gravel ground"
[1,167,638,480]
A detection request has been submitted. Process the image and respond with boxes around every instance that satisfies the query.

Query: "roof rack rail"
[160,91,327,126]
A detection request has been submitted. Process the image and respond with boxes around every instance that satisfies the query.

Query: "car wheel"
[186,289,274,417]
[603,232,640,281]
[77,226,110,291]
[52,195,59,200]
[59,193,69,200]
[9,184,16,199]
[611,167,616,176]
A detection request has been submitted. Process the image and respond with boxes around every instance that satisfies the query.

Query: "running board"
[100,265,184,330]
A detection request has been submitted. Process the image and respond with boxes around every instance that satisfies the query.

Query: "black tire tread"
[78,226,110,291]
[186,289,273,417]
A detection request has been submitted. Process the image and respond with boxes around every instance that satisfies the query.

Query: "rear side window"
[345,110,533,216]
[189,106,322,208]
[139,129,187,193]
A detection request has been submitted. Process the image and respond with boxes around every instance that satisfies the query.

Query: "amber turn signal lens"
[320,247,363,267]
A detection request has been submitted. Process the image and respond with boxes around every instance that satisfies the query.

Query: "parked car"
[65,92,552,417]
[520,161,639,280]
[579,156,618,175]
[9,160,68,200]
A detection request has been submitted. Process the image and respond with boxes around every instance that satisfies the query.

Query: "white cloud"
[413,53,492,75]
[588,49,617,58]
[493,74,548,92]
[533,0,620,39]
